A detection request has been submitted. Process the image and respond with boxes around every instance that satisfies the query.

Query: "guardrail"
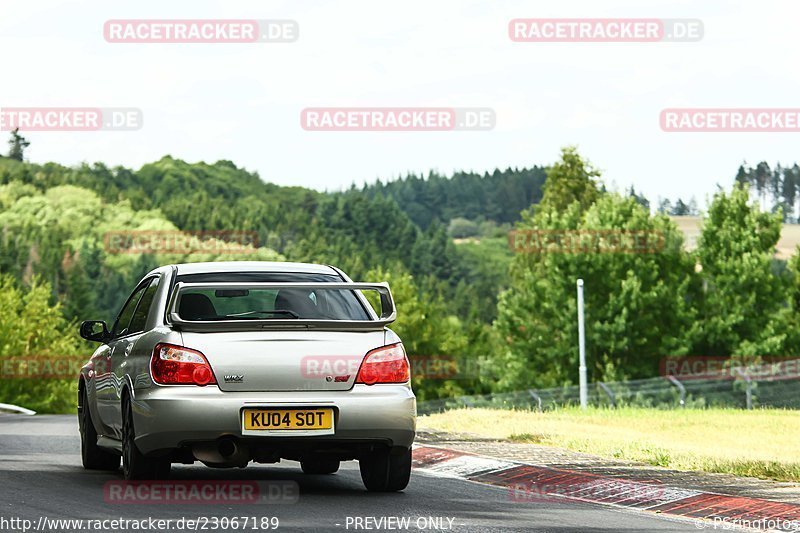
[417,358,800,414]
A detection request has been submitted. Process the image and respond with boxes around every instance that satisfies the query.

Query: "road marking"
[416,455,516,479]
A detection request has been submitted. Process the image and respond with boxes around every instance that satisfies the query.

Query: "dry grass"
[671,215,800,259]
[420,407,800,481]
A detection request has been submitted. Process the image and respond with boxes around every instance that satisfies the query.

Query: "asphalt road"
[0,414,701,533]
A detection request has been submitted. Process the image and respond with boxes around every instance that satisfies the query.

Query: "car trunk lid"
[180,330,385,392]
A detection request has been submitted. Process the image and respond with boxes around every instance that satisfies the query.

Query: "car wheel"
[122,396,170,480]
[79,388,120,471]
[359,447,411,492]
[300,458,340,475]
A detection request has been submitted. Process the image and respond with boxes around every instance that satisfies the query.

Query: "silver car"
[77,261,416,492]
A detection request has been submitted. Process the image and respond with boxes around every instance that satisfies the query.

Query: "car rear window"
[172,272,371,321]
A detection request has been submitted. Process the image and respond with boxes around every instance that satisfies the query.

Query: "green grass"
[419,407,800,482]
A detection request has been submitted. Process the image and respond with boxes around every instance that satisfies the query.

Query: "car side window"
[127,277,160,335]
[112,283,148,338]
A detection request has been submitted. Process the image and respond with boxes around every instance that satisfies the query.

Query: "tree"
[782,165,799,222]
[687,197,699,216]
[753,161,771,210]
[62,245,96,321]
[7,128,30,161]
[670,198,691,216]
[0,274,83,412]
[628,186,650,210]
[689,184,786,357]
[538,146,600,213]
[734,164,750,188]
[493,153,693,390]
[656,197,672,214]
[769,164,784,215]
[364,265,468,401]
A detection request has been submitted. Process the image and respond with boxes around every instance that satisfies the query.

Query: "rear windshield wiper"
[223,310,300,319]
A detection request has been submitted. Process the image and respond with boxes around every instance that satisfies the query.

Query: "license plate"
[242,408,334,431]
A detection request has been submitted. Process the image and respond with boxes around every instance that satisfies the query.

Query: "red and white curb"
[412,445,800,532]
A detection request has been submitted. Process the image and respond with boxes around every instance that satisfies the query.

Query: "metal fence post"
[577,279,588,409]
[734,368,753,410]
[666,375,686,407]
[528,389,543,412]
[597,382,616,408]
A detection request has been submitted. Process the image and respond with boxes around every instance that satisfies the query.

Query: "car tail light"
[150,343,217,386]
[356,343,410,385]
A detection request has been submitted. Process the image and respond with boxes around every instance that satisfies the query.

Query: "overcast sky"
[1,0,799,207]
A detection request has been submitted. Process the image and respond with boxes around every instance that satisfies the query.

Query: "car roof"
[169,261,339,276]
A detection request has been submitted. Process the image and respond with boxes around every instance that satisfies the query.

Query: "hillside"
[360,167,547,228]
[0,156,541,326]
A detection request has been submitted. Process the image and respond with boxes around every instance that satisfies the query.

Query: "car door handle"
[124,343,134,357]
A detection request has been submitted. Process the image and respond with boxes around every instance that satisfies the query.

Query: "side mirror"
[80,320,110,343]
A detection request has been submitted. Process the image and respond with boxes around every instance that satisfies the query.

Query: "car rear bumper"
[130,384,416,456]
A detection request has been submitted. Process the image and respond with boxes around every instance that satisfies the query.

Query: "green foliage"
[494,191,694,390]
[447,217,480,239]
[452,237,512,322]
[0,181,283,322]
[7,129,30,161]
[538,146,600,213]
[690,185,789,357]
[360,167,547,228]
[735,161,800,222]
[494,152,800,393]
[364,265,469,401]
[0,274,82,412]
[0,157,491,319]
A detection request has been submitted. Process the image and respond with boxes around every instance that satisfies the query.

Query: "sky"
[1,0,799,206]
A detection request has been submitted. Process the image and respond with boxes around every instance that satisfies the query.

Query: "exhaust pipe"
[218,438,237,458]
[192,438,247,467]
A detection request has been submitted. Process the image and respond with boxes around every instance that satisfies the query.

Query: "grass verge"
[419,407,800,482]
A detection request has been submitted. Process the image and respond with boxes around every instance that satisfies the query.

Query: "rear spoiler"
[166,281,396,332]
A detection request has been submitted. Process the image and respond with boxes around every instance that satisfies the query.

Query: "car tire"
[122,396,170,480]
[359,446,411,492]
[300,458,340,475]
[79,388,120,471]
